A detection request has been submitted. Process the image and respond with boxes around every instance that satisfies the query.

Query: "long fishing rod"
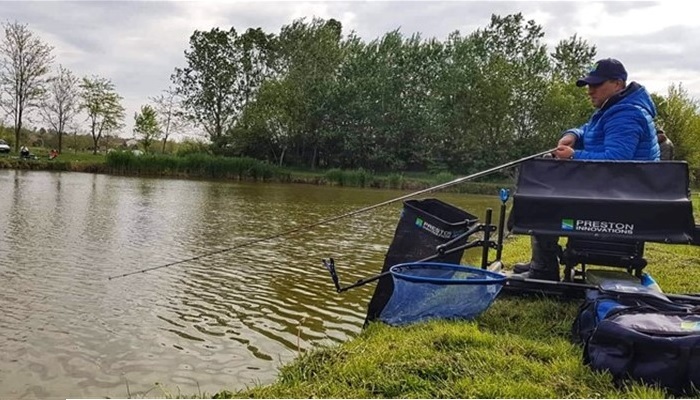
[108,148,556,280]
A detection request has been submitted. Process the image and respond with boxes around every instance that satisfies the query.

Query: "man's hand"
[554,145,574,159]
[558,133,577,147]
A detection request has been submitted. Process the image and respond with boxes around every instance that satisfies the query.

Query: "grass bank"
[0,151,514,195]
[205,229,700,399]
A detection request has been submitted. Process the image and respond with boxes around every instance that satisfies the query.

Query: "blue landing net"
[379,262,506,326]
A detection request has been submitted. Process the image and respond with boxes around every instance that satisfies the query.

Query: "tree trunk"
[14,125,21,153]
[310,145,318,170]
[278,147,287,167]
[58,131,63,153]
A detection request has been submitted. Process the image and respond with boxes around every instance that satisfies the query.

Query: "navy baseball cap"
[576,58,628,87]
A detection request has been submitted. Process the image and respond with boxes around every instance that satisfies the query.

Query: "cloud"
[1,1,697,138]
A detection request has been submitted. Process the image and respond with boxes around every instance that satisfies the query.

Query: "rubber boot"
[513,235,560,281]
[512,236,538,273]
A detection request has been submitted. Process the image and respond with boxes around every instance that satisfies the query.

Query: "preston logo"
[415,217,457,239]
[561,218,634,235]
[561,218,574,230]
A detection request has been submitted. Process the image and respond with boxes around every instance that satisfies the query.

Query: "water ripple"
[0,170,500,399]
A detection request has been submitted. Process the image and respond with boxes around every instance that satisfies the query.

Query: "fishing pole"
[108,148,556,280]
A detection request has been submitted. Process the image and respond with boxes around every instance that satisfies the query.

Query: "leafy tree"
[238,27,279,111]
[186,13,696,176]
[427,31,482,172]
[39,65,80,152]
[0,21,54,152]
[236,79,295,165]
[172,27,243,148]
[464,13,552,168]
[133,104,160,152]
[551,34,597,82]
[276,17,344,168]
[528,36,597,153]
[655,84,700,169]
[80,75,125,154]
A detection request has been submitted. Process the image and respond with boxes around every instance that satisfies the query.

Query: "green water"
[0,169,504,399]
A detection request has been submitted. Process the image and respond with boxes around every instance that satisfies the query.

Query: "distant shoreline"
[0,153,515,195]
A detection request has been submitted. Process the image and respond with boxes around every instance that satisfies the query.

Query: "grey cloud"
[0,1,697,136]
[325,1,562,40]
[599,25,700,70]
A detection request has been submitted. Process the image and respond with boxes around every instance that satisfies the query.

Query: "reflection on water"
[0,170,502,399]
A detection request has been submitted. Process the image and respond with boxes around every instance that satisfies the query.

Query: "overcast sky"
[1,1,696,138]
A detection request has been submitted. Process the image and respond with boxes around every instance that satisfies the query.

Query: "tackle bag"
[573,281,700,394]
[571,281,687,345]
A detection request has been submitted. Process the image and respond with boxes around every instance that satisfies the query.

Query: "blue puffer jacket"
[565,82,660,160]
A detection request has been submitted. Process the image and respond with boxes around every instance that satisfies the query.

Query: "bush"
[387,173,405,189]
[175,139,211,157]
[433,171,455,185]
[324,168,375,187]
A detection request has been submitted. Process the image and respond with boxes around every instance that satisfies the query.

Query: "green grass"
[223,320,666,399]
[201,219,700,399]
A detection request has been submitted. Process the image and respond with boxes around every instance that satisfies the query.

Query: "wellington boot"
[516,267,560,281]
[512,261,531,274]
[511,236,543,273]
[512,235,560,281]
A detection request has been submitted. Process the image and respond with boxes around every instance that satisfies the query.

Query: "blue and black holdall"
[572,281,700,394]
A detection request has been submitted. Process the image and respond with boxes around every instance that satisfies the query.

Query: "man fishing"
[513,58,661,281]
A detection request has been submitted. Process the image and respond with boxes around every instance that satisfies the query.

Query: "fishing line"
[108,148,556,280]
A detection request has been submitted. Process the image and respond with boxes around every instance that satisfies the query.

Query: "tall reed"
[105,151,283,181]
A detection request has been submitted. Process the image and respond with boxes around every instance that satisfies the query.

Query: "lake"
[0,169,503,399]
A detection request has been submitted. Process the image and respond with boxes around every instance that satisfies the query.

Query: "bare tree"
[0,21,54,151]
[150,87,187,153]
[39,65,79,153]
[80,75,125,154]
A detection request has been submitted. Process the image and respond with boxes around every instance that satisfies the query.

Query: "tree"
[655,84,700,168]
[133,104,160,152]
[236,79,294,165]
[551,34,597,82]
[150,87,187,153]
[0,21,54,151]
[238,27,279,111]
[80,75,125,154]
[39,65,80,152]
[172,27,244,148]
[276,17,344,168]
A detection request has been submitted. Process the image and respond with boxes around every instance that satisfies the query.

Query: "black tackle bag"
[573,281,700,394]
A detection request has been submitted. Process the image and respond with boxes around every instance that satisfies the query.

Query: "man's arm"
[573,107,646,160]
[560,124,585,144]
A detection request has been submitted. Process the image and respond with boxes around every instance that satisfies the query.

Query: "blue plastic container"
[378,262,506,326]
